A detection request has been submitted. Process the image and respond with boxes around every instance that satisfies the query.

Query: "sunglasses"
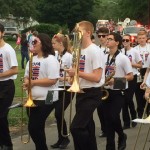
[98,35,107,38]
[32,40,38,45]
[122,39,130,42]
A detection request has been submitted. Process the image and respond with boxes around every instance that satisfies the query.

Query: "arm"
[140,68,150,89]
[0,66,18,78]
[79,68,103,83]
[124,72,134,81]
[131,61,142,69]
[23,77,58,88]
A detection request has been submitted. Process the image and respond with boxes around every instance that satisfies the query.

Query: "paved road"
[11,99,150,150]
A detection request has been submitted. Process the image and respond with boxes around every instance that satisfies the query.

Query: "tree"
[36,0,95,30]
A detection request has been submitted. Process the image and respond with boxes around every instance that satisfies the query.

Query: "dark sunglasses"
[32,40,38,45]
[122,39,130,42]
[98,35,107,38]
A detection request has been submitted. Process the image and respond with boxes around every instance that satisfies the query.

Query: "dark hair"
[37,33,55,58]
[97,27,109,34]
[0,23,4,33]
[109,32,122,49]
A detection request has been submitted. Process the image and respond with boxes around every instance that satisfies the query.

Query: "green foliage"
[22,23,68,37]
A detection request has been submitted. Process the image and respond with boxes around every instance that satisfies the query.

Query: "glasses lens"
[122,39,130,42]
[98,35,106,38]
[107,38,114,41]
[32,40,37,45]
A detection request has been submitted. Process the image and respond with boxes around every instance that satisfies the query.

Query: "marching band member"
[96,26,109,138]
[134,30,150,118]
[121,34,142,129]
[51,33,72,149]
[103,32,133,150]
[0,23,18,150]
[23,33,60,150]
[66,21,105,150]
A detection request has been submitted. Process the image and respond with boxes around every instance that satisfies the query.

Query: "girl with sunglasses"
[121,34,142,129]
[50,33,72,149]
[23,33,60,150]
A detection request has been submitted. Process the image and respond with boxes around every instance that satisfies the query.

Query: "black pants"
[122,75,137,126]
[54,88,72,141]
[97,101,106,134]
[135,68,148,118]
[0,80,15,147]
[70,87,101,150]
[103,90,125,150]
[27,101,55,150]
[21,50,29,69]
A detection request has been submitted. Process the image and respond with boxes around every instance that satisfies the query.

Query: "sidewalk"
[12,111,150,150]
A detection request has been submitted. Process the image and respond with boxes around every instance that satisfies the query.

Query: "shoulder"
[4,43,15,52]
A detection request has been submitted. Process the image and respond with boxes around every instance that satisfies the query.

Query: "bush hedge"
[22,23,69,38]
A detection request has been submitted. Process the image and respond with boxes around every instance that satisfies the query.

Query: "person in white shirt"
[23,33,60,150]
[67,21,105,150]
[96,26,109,138]
[121,34,142,129]
[134,30,150,118]
[103,32,133,150]
[51,33,72,149]
[0,23,18,150]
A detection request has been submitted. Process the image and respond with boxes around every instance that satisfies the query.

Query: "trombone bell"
[24,98,36,107]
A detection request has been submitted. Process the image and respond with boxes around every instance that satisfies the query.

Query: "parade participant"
[0,23,18,150]
[96,26,109,138]
[97,27,109,54]
[103,32,133,150]
[66,21,105,150]
[121,34,142,129]
[50,33,72,149]
[134,30,150,118]
[23,33,60,150]
[20,33,29,69]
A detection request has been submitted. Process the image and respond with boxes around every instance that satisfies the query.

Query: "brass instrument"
[21,52,36,144]
[61,24,83,136]
[101,69,115,100]
[132,101,149,150]
[24,52,36,107]
[67,27,83,93]
[61,67,73,137]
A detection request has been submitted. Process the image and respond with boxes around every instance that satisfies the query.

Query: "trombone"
[61,67,73,137]
[21,52,36,144]
[61,28,83,137]
[133,99,150,150]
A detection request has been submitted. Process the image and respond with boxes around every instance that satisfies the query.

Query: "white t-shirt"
[79,43,105,89]
[0,43,18,81]
[55,51,72,86]
[24,55,60,101]
[99,45,109,54]
[146,72,150,87]
[121,48,142,75]
[105,52,133,89]
[134,44,150,68]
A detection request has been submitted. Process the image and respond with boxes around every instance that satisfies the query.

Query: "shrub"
[22,23,69,38]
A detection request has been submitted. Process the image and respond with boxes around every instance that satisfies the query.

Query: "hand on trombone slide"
[144,87,150,103]
[22,77,34,90]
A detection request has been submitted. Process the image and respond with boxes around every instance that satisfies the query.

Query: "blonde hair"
[52,33,71,53]
[137,30,147,36]
[76,21,94,35]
